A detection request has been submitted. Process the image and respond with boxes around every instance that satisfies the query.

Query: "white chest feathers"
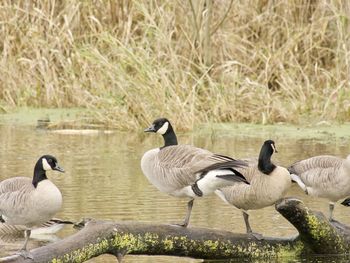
[141,148,164,188]
[2,180,63,227]
[34,180,63,216]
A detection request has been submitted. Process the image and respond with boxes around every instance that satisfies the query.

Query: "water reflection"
[0,124,349,262]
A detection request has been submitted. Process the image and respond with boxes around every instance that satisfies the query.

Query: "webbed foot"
[15,249,34,259]
[247,232,263,240]
[170,221,189,227]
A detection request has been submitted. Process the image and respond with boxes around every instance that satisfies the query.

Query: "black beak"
[53,164,65,173]
[144,124,156,133]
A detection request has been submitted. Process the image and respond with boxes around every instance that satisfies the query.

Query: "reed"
[0,0,349,130]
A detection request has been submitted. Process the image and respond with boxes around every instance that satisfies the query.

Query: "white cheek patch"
[42,158,52,171]
[271,143,276,153]
[156,122,169,135]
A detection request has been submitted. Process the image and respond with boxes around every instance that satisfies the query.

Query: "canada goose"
[0,155,65,258]
[289,155,350,221]
[215,140,291,238]
[141,118,249,227]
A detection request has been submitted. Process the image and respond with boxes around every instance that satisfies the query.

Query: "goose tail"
[196,158,249,185]
[288,169,297,184]
[216,169,249,184]
[33,218,74,235]
[0,218,74,236]
[195,169,249,196]
[341,198,350,207]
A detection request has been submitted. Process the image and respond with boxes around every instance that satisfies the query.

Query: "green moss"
[307,213,328,238]
[203,240,220,251]
[305,212,346,253]
[113,233,146,251]
[172,237,302,259]
[51,238,110,263]
[143,232,160,245]
[51,231,304,262]
[275,240,305,258]
[162,238,174,250]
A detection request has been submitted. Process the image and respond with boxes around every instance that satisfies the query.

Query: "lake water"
[0,122,349,263]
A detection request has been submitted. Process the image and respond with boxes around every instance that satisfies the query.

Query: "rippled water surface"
[0,121,349,263]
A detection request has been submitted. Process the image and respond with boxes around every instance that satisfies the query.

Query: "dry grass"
[0,0,349,130]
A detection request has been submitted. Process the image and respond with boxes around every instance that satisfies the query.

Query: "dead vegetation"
[0,0,349,130]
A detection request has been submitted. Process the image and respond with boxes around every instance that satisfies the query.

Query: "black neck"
[161,124,178,148]
[32,162,47,188]
[258,145,276,175]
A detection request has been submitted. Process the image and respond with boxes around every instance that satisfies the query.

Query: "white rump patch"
[290,173,307,192]
[215,190,231,205]
[197,170,238,196]
[32,223,65,235]
[42,158,52,171]
[157,122,169,135]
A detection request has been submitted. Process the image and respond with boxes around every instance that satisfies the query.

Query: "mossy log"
[1,198,350,263]
[276,198,350,254]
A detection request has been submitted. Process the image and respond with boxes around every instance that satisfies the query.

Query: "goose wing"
[288,155,343,186]
[0,177,31,195]
[156,145,247,187]
[0,177,34,216]
[241,156,259,167]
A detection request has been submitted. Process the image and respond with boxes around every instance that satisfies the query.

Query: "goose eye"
[48,159,53,164]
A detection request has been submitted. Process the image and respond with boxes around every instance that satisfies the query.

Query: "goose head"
[258,140,277,175]
[263,140,278,154]
[40,155,65,173]
[144,118,171,134]
[32,155,64,187]
[144,118,178,147]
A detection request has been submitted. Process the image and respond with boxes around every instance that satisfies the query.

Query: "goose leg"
[175,199,194,227]
[329,202,335,221]
[116,252,124,263]
[15,229,33,259]
[22,229,31,250]
[243,211,253,233]
[242,211,263,240]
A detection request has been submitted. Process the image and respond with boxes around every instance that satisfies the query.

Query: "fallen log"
[0,198,349,263]
[276,198,350,254]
